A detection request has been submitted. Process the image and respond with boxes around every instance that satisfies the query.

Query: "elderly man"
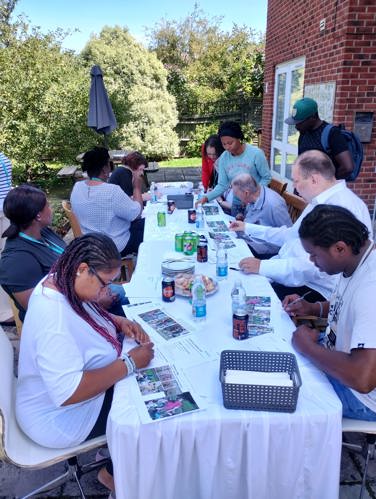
[231,173,292,258]
[229,150,372,301]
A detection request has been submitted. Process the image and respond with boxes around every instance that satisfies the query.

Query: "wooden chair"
[8,296,22,336]
[268,178,288,196]
[282,191,307,223]
[61,200,135,282]
[61,200,82,238]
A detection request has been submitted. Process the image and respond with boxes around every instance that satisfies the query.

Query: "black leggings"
[86,386,114,475]
[121,218,145,256]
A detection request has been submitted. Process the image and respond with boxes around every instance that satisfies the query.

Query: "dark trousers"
[271,282,326,303]
[121,218,145,256]
[86,386,114,475]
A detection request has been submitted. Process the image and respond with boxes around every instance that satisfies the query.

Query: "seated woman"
[0,184,125,322]
[0,184,66,321]
[16,233,154,494]
[201,135,224,191]
[109,151,150,201]
[71,147,144,255]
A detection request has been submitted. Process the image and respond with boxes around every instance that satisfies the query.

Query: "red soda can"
[167,200,176,214]
[162,277,175,302]
[197,241,208,262]
[232,311,249,340]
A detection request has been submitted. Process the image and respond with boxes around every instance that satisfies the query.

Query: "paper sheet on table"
[124,274,161,300]
[225,369,293,386]
[131,363,205,424]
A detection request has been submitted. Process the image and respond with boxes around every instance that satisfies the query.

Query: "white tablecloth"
[107,201,342,499]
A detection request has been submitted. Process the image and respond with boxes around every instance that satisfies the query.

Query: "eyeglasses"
[207,153,217,159]
[89,267,114,289]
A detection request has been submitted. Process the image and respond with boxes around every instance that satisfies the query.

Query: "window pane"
[273,148,282,174]
[274,73,286,141]
[287,67,305,146]
[286,153,297,180]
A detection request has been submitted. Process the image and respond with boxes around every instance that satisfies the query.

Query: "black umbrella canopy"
[87,65,117,142]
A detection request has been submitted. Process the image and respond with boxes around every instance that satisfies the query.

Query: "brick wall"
[262,0,376,210]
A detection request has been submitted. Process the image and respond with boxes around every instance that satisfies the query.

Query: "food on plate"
[174,274,216,295]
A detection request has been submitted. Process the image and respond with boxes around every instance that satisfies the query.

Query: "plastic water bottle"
[150,182,158,203]
[196,204,205,229]
[191,275,206,321]
[231,279,246,314]
[216,242,228,280]
[197,181,204,200]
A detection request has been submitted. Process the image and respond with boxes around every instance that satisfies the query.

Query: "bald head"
[292,150,337,202]
[294,150,336,180]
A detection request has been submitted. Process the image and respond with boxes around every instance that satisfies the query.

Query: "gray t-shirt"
[71,181,141,252]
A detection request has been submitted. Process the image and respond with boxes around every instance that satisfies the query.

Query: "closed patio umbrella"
[87,65,117,147]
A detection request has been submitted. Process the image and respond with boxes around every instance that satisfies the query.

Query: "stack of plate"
[161,259,195,277]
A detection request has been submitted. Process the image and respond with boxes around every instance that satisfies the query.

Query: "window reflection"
[273,149,282,174]
[274,73,286,142]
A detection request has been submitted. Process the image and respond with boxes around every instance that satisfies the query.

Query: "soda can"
[175,233,184,252]
[167,200,176,214]
[188,209,196,224]
[157,211,166,227]
[197,241,208,262]
[183,233,195,255]
[232,311,249,340]
[190,232,199,251]
[162,277,175,302]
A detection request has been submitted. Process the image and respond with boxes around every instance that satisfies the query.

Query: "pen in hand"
[287,291,312,306]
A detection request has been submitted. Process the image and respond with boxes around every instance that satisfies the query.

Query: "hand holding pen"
[282,292,312,317]
[228,220,245,232]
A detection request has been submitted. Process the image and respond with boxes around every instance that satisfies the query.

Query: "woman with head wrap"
[196,121,271,216]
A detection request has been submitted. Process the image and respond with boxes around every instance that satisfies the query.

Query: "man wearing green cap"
[285,97,354,179]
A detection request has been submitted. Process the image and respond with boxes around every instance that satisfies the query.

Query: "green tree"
[82,26,179,159]
[0,7,97,167]
[147,6,265,115]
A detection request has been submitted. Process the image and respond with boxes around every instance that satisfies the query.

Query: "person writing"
[109,150,151,201]
[16,233,154,494]
[283,205,376,420]
[230,173,292,259]
[196,121,271,215]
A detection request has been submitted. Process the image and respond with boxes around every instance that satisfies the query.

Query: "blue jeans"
[328,375,376,421]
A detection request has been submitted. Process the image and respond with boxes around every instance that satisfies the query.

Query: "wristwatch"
[120,351,137,376]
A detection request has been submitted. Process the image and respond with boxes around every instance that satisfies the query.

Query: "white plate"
[161,260,195,274]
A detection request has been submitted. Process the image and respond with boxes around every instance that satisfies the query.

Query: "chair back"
[268,178,288,196]
[8,296,23,336]
[282,191,307,223]
[62,200,82,238]
[0,326,107,468]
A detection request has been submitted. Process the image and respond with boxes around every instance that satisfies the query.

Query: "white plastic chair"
[0,326,109,498]
[342,417,376,499]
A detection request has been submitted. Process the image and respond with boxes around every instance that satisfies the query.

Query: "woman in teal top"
[197,121,271,216]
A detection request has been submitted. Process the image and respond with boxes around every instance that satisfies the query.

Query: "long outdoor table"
[107,199,342,499]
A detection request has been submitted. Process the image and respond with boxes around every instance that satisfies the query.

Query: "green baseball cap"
[285,97,318,125]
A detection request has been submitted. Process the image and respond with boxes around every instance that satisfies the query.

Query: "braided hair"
[299,205,370,255]
[50,233,122,353]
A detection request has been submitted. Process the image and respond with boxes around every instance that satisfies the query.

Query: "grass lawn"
[159,157,201,167]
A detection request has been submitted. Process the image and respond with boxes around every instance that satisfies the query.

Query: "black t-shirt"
[109,166,133,197]
[298,121,349,167]
[0,227,66,320]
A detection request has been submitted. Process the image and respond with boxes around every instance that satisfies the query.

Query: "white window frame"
[270,57,305,186]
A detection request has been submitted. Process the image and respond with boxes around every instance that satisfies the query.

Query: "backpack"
[321,124,363,182]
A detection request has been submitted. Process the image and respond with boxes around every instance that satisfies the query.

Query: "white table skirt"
[107,200,342,499]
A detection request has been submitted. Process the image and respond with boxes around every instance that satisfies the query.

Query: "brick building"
[262,0,376,211]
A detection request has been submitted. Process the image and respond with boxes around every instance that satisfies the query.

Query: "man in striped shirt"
[0,151,14,325]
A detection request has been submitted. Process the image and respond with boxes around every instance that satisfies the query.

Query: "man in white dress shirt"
[229,150,372,301]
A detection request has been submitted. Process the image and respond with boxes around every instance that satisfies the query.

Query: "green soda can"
[157,211,166,227]
[183,233,195,255]
[175,233,184,252]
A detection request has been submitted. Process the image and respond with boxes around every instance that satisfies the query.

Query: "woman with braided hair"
[16,233,154,493]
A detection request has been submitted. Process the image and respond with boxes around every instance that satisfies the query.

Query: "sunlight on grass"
[159,157,201,167]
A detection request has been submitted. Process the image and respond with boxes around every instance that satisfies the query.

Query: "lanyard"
[90,177,104,182]
[0,158,11,189]
[19,232,65,255]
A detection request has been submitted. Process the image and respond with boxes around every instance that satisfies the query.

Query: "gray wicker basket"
[220,350,302,413]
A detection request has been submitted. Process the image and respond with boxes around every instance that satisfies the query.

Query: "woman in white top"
[16,233,154,494]
[71,147,144,255]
